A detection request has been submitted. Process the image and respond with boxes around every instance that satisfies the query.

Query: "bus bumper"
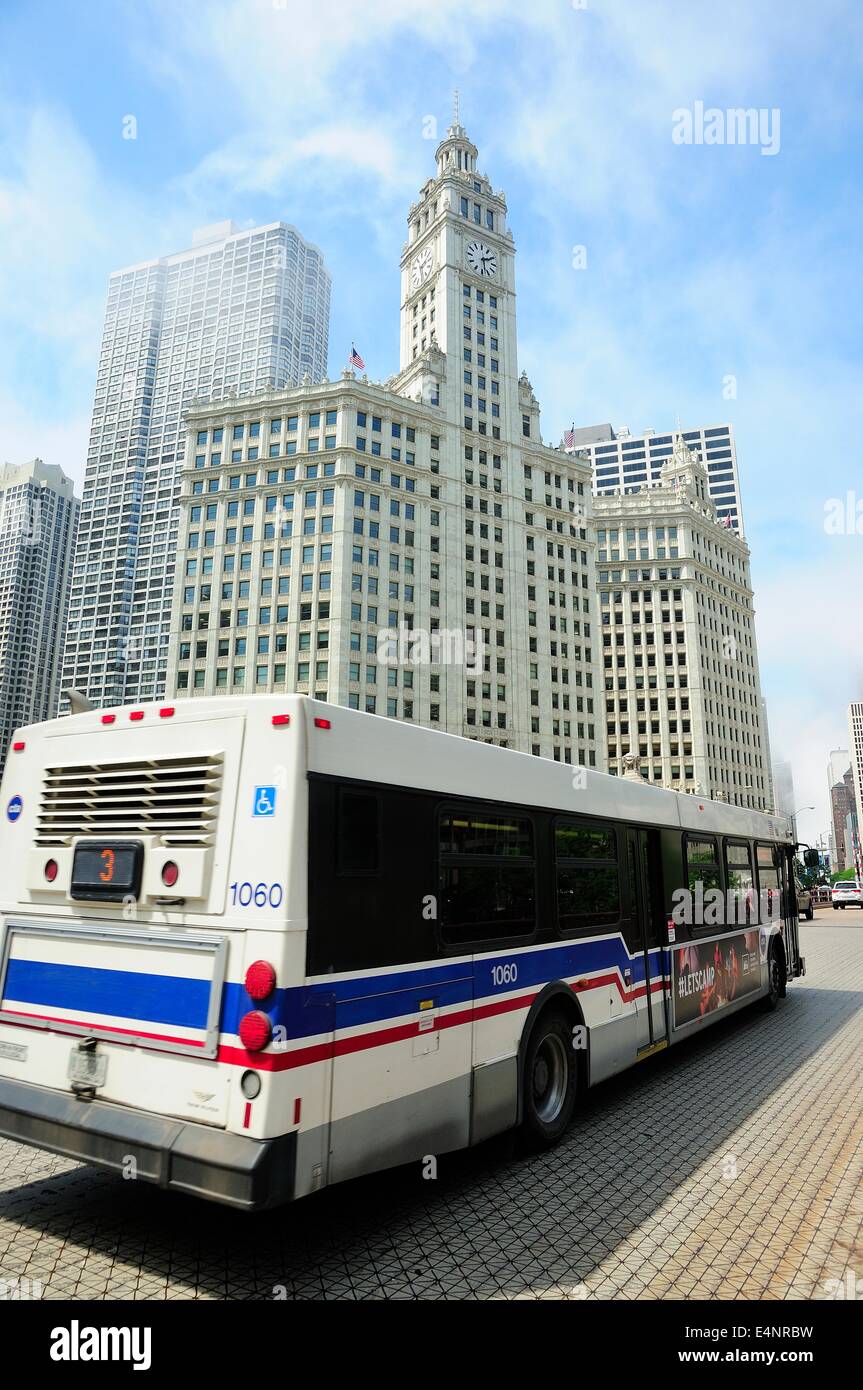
[0,1075,296,1210]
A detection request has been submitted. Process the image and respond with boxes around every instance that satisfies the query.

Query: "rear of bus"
[0,694,316,1209]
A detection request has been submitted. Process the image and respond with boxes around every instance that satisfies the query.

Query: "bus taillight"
[245,960,277,1001]
[161,861,179,888]
[44,859,58,883]
[239,1011,272,1052]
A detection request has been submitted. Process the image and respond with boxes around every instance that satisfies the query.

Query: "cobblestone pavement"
[1,916,861,1301]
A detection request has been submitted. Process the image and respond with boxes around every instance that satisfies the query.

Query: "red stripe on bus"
[214,970,671,1071]
[0,1006,206,1048]
[3,970,670,1072]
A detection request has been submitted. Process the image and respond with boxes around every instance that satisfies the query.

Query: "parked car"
[796,883,814,920]
[832,881,863,909]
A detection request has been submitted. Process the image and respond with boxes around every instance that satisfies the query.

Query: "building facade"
[772,756,795,817]
[827,748,850,871]
[576,421,744,534]
[847,704,863,877]
[167,119,601,766]
[62,220,331,710]
[0,460,78,770]
[594,436,772,809]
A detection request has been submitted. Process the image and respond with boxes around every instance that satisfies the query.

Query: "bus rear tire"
[520,1009,577,1148]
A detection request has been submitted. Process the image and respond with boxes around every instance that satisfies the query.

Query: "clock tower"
[395,109,517,433]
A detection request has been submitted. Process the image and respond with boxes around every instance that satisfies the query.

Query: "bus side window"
[724,840,755,925]
[756,842,780,917]
[555,820,620,934]
[337,790,381,875]
[684,835,721,931]
[439,809,535,946]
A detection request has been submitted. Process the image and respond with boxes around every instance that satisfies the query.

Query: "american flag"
[563,424,575,449]
[349,344,365,371]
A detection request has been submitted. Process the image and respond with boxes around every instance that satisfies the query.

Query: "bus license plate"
[68,1048,108,1087]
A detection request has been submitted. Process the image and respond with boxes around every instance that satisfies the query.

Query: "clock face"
[410,245,433,288]
[465,240,497,279]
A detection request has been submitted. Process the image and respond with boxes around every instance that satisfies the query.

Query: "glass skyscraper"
[572,422,743,535]
[0,459,78,770]
[62,220,331,707]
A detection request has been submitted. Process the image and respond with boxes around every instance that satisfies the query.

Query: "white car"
[832,881,863,909]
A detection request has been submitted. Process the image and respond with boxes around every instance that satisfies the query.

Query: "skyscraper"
[0,460,78,770]
[847,703,863,878]
[62,220,331,709]
[574,422,744,534]
[167,117,601,767]
[827,748,851,871]
[771,757,795,817]
[594,437,772,809]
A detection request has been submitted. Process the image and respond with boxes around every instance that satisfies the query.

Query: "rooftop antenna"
[453,88,460,127]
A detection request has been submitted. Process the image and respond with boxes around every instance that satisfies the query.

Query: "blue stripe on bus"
[2,936,666,1039]
[3,958,211,1030]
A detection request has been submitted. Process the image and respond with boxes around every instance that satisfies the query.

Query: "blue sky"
[1,0,861,844]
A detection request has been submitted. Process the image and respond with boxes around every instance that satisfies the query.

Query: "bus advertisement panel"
[673,930,762,1028]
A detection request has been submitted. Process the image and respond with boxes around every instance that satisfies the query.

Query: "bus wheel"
[763,944,784,1012]
[520,1010,577,1147]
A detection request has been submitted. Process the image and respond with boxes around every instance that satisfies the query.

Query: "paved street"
[1,915,861,1301]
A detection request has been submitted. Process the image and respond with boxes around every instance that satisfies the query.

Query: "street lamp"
[790,805,815,844]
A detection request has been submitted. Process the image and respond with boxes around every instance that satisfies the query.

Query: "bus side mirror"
[802,849,820,869]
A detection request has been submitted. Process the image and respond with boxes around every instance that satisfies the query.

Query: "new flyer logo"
[673,931,762,1027]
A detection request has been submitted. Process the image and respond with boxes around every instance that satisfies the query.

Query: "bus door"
[781,846,802,978]
[627,828,668,1051]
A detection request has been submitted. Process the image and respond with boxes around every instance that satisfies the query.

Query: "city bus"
[0,695,804,1209]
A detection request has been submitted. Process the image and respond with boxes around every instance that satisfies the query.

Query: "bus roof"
[11,694,792,844]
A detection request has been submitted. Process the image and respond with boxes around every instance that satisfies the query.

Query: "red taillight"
[245,960,276,1001]
[159,706,175,718]
[129,710,144,721]
[12,741,25,752]
[314,718,331,729]
[161,861,179,887]
[239,1011,272,1052]
[272,714,290,726]
[101,714,116,724]
[44,859,58,883]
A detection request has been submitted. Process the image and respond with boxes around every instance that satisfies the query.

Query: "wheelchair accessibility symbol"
[253,785,277,817]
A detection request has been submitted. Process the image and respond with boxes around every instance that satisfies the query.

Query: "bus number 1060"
[491,962,518,987]
[229,881,284,909]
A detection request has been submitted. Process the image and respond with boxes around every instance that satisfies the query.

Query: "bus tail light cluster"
[240,961,277,1053]
[44,859,58,883]
[239,1010,272,1052]
[161,861,179,888]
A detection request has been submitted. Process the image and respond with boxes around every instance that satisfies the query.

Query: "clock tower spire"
[396,108,517,433]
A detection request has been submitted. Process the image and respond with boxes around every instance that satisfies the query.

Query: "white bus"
[0,695,804,1209]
